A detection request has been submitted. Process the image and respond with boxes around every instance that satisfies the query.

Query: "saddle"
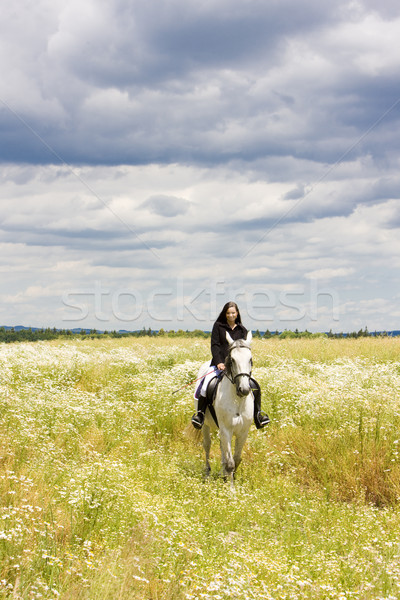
[205,374,222,404]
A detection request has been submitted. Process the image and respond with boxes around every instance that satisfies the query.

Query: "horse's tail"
[183,423,202,443]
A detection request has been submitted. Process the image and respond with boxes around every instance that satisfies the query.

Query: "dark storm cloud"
[3,0,398,170]
[64,0,338,86]
[143,0,331,73]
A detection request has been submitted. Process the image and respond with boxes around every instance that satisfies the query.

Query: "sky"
[1,0,400,333]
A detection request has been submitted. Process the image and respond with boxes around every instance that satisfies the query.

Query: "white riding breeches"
[194,362,222,399]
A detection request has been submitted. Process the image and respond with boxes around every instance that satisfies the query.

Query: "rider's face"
[226,307,238,325]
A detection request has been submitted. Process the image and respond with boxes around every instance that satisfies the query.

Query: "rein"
[223,370,251,385]
[171,368,216,395]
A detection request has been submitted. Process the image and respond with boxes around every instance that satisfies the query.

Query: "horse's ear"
[226,331,234,345]
[246,330,252,344]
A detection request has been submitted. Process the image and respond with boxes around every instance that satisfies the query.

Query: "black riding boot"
[252,383,270,429]
[191,395,208,429]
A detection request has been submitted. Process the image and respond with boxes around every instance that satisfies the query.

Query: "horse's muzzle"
[235,374,251,397]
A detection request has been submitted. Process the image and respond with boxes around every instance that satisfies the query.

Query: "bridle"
[226,363,253,385]
[224,341,253,390]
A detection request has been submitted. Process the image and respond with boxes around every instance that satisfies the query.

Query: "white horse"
[195,331,254,486]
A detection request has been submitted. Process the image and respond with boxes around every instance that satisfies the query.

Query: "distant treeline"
[256,327,396,339]
[0,326,210,344]
[0,325,396,344]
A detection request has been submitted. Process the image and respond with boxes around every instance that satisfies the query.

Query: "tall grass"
[1,337,400,598]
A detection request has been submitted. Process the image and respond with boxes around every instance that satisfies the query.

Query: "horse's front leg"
[219,426,235,479]
[202,424,211,477]
[233,426,251,472]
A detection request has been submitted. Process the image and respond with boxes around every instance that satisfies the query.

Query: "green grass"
[1,337,400,598]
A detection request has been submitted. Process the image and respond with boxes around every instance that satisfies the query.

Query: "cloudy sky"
[1,0,400,333]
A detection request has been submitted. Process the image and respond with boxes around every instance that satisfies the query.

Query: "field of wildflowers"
[1,336,400,599]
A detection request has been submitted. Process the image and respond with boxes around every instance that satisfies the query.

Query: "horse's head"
[225,331,253,397]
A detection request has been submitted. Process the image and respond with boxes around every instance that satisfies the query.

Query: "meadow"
[1,336,400,599]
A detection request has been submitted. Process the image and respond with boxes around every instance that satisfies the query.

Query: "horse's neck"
[218,374,230,392]
[216,378,248,414]
[219,374,238,400]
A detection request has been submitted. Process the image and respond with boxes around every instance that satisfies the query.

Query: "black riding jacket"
[210,321,248,367]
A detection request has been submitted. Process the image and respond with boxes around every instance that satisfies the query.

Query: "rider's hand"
[217,363,225,370]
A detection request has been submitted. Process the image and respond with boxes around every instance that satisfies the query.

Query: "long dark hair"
[215,301,242,325]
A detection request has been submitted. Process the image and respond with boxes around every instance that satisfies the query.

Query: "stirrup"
[255,411,270,429]
[191,411,205,430]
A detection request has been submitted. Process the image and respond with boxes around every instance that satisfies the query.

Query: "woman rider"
[191,301,269,430]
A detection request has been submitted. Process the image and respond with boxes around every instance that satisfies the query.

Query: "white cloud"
[305,268,355,280]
